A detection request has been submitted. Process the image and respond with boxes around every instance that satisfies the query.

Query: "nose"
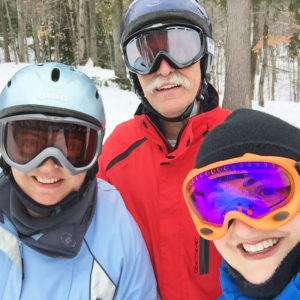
[38,157,60,169]
[229,219,259,237]
[156,59,175,76]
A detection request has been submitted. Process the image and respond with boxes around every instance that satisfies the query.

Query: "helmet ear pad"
[130,72,144,99]
[0,157,11,176]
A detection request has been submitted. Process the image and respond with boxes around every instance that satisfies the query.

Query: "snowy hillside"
[0,62,299,141]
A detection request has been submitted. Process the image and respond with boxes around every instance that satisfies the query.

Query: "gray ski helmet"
[121,0,214,121]
[121,0,212,47]
[0,62,105,130]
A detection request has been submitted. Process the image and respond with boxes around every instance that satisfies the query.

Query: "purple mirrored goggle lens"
[124,26,204,74]
[5,119,98,168]
[189,162,292,225]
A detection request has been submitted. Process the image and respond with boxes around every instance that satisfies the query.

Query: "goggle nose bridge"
[37,156,63,168]
[296,161,300,175]
[147,50,183,73]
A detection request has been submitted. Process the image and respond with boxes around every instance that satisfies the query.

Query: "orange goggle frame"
[183,153,300,240]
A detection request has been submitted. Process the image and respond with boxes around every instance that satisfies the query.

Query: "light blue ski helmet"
[0,63,105,175]
[0,62,105,129]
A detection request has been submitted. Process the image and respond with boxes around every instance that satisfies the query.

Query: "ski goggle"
[122,25,215,75]
[183,154,300,240]
[0,114,104,175]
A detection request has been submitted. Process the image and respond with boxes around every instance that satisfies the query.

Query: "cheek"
[11,169,27,189]
[71,172,86,192]
[279,214,300,247]
[137,74,150,91]
[213,233,238,266]
[213,237,229,257]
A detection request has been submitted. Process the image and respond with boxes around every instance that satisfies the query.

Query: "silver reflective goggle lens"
[123,26,214,75]
[0,114,104,175]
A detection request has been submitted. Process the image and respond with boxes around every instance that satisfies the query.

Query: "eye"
[259,187,275,196]
[243,178,257,187]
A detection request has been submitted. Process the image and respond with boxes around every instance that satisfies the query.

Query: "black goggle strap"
[199,236,209,274]
[206,36,215,56]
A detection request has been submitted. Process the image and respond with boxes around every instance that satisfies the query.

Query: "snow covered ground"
[0,62,299,141]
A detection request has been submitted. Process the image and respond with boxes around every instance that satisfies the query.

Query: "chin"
[33,196,62,206]
[243,269,275,285]
[161,110,185,119]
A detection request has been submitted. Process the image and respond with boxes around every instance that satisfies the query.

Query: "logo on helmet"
[146,0,161,7]
[38,92,68,101]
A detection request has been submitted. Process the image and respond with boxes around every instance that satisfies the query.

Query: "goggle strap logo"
[206,37,215,56]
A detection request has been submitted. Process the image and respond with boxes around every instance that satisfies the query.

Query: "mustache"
[145,71,191,94]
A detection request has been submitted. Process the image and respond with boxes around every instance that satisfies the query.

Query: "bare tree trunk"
[223,0,252,110]
[77,0,86,64]
[53,4,62,62]
[46,32,51,61]
[16,0,26,62]
[212,46,219,90]
[23,3,30,62]
[39,14,47,61]
[100,13,113,68]
[112,0,127,78]
[31,3,42,62]
[63,1,77,64]
[84,0,91,60]
[258,4,269,107]
[40,25,46,61]
[4,0,18,61]
[270,46,276,101]
[54,33,60,61]
[250,3,260,101]
[89,0,98,65]
[291,59,297,102]
[0,0,10,62]
[297,57,300,103]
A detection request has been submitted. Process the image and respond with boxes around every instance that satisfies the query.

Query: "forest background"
[0,0,299,110]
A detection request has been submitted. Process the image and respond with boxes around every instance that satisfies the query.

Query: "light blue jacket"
[218,260,300,299]
[0,179,159,300]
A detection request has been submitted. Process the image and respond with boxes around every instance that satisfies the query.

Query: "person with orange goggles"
[183,108,300,299]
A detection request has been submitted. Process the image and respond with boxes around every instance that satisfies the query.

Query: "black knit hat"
[195,108,300,168]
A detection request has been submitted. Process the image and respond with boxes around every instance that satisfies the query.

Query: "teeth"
[158,84,180,90]
[36,177,60,184]
[242,238,279,253]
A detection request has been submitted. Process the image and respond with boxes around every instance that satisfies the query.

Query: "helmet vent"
[95,90,99,99]
[7,80,11,87]
[51,68,60,82]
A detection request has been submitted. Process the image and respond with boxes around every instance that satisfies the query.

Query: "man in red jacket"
[97,0,231,299]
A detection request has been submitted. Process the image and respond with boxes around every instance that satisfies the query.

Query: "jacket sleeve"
[94,180,160,300]
[113,205,160,300]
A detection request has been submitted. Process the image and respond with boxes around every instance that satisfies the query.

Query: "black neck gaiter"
[225,242,300,298]
[2,174,97,258]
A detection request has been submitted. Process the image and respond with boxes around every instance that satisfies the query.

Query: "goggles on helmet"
[122,25,214,75]
[183,154,300,241]
[0,114,104,175]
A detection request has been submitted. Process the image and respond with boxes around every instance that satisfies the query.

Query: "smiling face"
[12,158,86,207]
[137,59,201,118]
[213,215,300,284]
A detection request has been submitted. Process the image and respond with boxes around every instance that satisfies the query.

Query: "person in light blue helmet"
[0,62,159,300]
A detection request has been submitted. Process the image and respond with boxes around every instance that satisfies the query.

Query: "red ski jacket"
[97,88,231,300]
